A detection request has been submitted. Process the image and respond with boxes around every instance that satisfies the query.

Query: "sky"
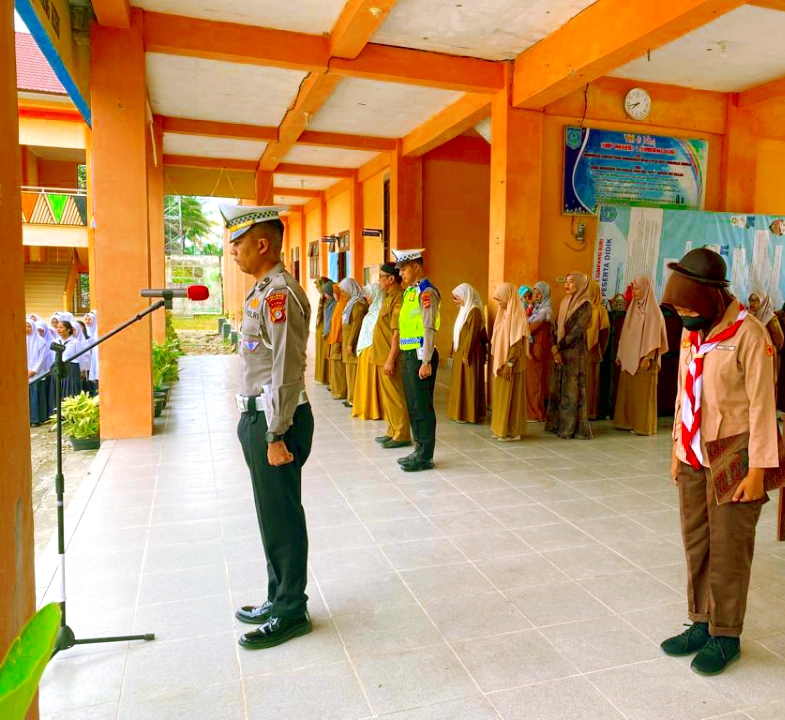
[15,10,29,32]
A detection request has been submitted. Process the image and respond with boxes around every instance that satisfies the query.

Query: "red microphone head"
[186,285,210,301]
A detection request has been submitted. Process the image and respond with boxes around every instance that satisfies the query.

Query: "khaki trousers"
[345,362,357,404]
[378,364,410,441]
[678,461,765,637]
[329,344,347,399]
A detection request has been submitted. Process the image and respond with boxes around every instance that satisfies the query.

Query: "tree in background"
[164,195,218,255]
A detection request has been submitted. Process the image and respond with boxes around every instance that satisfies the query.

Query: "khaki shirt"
[372,285,403,366]
[673,303,778,468]
[342,301,368,364]
[240,263,310,434]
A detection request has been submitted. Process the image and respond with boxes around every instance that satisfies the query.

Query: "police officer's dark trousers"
[237,401,313,617]
[402,348,439,461]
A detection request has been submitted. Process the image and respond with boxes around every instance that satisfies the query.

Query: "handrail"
[21,185,87,196]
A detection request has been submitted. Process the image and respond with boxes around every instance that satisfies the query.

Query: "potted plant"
[55,392,100,450]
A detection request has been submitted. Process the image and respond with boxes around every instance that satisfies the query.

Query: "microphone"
[140,285,210,301]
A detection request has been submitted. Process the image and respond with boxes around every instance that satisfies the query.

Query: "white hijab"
[85,311,99,381]
[35,320,56,372]
[452,283,483,351]
[26,317,49,374]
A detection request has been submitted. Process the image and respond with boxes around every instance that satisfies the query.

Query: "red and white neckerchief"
[681,304,747,469]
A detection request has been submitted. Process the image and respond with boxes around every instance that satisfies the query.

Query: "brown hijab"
[617,275,669,374]
[491,283,530,375]
[556,272,590,343]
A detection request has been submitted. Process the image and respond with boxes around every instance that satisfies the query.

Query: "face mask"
[680,315,712,333]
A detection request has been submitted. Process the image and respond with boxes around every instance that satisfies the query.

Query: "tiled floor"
[36,353,785,720]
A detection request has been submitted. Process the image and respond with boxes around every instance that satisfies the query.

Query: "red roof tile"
[15,32,66,95]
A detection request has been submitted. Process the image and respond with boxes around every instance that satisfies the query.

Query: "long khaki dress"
[447,307,486,423]
[352,347,383,420]
[490,339,527,438]
[329,308,347,399]
[342,301,368,405]
[525,321,551,422]
[613,354,659,435]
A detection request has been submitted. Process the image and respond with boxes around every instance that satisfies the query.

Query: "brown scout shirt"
[673,302,778,469]
[372,285,403,367]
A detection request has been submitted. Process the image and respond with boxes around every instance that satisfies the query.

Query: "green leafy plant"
[152,341,181,389]
[53,392,99,439]
[0,603,61,719]
[165,311,183,353]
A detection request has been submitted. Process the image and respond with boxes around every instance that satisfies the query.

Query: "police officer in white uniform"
[221,205,313,649]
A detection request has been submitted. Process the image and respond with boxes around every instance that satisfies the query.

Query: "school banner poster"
[594,205,785,308]
[563,126,709,215]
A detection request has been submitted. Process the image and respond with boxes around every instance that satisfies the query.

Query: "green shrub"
[53,392,99,439]
[152,341,181,388]
[165,311,182,353]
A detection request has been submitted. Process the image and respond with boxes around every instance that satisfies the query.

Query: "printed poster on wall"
[563,126,709,215]
[595,205,785,308]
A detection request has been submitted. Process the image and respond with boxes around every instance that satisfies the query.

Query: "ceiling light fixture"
[718,41,728,60]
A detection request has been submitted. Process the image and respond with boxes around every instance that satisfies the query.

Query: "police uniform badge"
[249,298,260,309]
[422,291,431,309]
[266,292,287,324]
[766,344,775,357]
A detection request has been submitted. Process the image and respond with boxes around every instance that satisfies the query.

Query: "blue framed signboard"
[563,126,708,215]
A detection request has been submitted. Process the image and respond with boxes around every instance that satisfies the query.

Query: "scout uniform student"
[393,248,441,472]
[660,247,780,675]
[372,264,411,449]
[220,204,314,650]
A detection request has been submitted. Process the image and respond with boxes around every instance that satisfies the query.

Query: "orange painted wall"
[326,189,350,236]
[362,169,387,268]
[37,158,79,188]
[286,212,303,282]
[422,150,491,362]
[754,139,785,215]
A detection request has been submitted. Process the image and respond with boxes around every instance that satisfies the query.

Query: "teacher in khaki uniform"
[660,248,780,676]
[393,249,441,472]
[221,204,313,650]
[372,264,411,450]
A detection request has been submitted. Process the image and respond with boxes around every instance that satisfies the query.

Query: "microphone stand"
[30,297,171,657]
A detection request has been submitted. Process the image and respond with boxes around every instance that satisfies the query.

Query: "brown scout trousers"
[677,461,765,637]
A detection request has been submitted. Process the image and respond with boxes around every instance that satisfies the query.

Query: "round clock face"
[624,88,651,121]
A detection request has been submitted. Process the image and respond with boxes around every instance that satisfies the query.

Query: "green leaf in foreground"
[0,604,61,719]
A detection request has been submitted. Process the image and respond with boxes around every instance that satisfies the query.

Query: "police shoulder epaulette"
[418,279,433,293]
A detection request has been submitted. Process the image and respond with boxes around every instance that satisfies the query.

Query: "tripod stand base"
[52,624,155,657]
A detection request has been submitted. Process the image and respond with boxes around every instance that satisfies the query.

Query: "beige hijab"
[586,280,610,351]
[556,272,590,343]
[617,275,669,375]
[491,282,530,374]
[750,288,776,327]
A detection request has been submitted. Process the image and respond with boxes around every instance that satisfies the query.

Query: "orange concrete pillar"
[0,0,36,689]
[91,11,153,438]
[222,226,231,319]
[148,115,166,344]
[390,141,422,251]
[350,172,364,280]
[319,196,329,277]
[300,208,308,289]
[84,127,98,309]
[488,87,543,299]
[255,169,274,205]
[721,97,758,213]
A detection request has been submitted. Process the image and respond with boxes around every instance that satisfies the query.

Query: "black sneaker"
[400,458,435,472]
[397,451,420,465]
[691,636,740,675]
[238,612,312,649]
[660,622,710,656]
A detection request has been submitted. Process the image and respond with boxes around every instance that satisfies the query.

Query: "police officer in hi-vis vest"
[220,204,314,650]
[392,248,441,472]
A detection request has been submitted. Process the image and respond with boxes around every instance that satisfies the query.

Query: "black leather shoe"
[400,458,435,472]
[235,600,273,625]
[238,612,312,649]
[375,435,392,444]
[397,451,420,465]
[691,636,740,675]
[343,401,353,408]
[382,439,412,449]
[660,622,710,657]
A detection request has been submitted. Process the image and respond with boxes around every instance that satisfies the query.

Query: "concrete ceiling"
[163,134,268,160]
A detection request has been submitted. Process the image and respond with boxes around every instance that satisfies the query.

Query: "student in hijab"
[613,275,669,435]
[660,248,780,676]
[314,278,331,385]
[525,281,554,422]
[748,290,784,352]
[76,319,94,394]
[518,285,534,317]
[490,282,530,441]
[84,311,100,390]
[352,284,384,421]
[35,319,57,415]
[319,281,335,388]
[328,284,349,400]
[27,317,50,425]
[585,280,611,419]
[340,278,368,408]
[545,272,593,439]
[447,283,487,424]
[54,313,84,398]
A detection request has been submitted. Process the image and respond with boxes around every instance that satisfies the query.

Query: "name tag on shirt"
[716,344,736,351]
